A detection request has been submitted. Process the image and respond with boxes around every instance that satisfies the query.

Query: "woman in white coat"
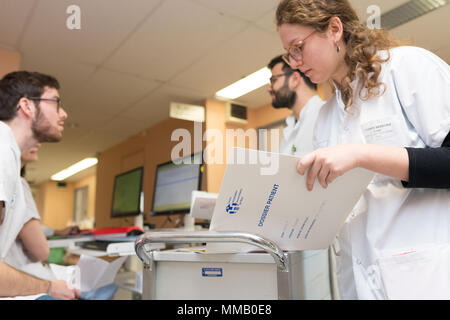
[275,0,450,299]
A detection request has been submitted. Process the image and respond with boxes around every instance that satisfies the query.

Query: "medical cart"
[135,231,332,300]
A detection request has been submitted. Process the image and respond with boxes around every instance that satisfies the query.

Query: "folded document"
[208,148,373,252]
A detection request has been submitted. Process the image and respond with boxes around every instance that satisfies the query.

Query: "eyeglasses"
[269,72,292,86]
[28,97,62,112]
[282,30,316,67]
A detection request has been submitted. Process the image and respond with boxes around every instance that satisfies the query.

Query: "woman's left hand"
[297,144,363,191]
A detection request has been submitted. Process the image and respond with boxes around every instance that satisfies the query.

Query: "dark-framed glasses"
[282,30,316,66]
[269,72,292,86]
[28,97,62,111]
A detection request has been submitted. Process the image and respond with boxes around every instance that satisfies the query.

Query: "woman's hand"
[297,144,363,191]
[297,143,409,191]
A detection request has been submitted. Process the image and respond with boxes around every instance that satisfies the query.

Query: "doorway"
[73,186,88,224]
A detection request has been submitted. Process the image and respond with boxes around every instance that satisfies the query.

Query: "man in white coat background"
[267,55,325,156]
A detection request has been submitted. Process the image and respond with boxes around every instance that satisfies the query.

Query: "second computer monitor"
[151,153,203,216]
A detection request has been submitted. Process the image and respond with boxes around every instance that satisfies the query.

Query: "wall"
[0,49,21,78]
[203,99,228,194]
[73,173,97,222]
[247,104,291,130]
[94,118,205,229]
[39,181,75,230]
[37,173,96,230]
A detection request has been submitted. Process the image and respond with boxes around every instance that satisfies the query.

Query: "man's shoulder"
[304,94,330,118]
[313,94,339,127]
[318,94,336,110]
[0,143,16,161]
[0,122,20,161]
[0,136,20,181]
[0,139,18,162]
[306,95,327,111]
[0,121,11,135]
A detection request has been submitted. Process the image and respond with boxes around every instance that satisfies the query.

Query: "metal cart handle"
[135,231,288,272]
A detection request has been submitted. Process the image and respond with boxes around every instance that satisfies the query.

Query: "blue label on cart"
[202,267,223,277]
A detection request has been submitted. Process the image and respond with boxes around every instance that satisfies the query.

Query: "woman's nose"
[290,56,303,70]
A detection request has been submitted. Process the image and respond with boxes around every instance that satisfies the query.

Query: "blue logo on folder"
[225,188,243,215]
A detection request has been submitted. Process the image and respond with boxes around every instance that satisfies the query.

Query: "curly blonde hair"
[276,0,401,108]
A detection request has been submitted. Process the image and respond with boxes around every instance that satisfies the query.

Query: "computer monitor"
[111,167,144,218]
[151,153,203,216]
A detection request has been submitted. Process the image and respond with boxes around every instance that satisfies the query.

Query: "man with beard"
[267,55,324,156]
[266,56,333,300]
[0,71,80,299]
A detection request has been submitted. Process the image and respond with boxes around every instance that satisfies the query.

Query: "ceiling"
[0,0,449,185]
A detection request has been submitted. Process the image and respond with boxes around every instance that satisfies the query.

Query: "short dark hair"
[267,55,317,91]
[0,71,60,121]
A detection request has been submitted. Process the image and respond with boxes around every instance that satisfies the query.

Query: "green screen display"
[111,167,143,217]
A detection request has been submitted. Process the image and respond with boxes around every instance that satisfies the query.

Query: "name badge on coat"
[361,116,405,146]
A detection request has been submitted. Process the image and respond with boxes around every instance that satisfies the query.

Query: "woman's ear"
[327,16,344,44]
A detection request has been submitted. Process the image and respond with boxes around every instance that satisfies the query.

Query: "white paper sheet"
[207,148,374,252]
[49,263,81,290]
[76,255,127,291]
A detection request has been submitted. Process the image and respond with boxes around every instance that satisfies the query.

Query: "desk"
[68,242,165,257]
[48,233,165,257]
[47,235,95,249]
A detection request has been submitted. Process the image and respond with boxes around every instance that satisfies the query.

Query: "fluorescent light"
[51,157,98,181]
[215,67,271,100]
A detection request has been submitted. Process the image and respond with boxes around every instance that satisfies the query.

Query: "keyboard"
[80,240,112,251]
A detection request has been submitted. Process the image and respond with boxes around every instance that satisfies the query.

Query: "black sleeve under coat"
[402,130,450,189]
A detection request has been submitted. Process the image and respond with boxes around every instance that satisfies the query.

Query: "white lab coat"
[280,95,324,156]
[0,121,27,260]
[313,46,450,299]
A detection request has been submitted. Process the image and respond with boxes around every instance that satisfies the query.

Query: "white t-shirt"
[3,178,55,281]
[0,121,26,259]
[279,95,324,156]
[314,46,450,299]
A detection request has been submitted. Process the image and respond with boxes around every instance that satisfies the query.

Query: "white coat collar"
[285,95,324,129]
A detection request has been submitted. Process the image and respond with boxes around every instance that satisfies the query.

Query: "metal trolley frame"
[135,231,315,300]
